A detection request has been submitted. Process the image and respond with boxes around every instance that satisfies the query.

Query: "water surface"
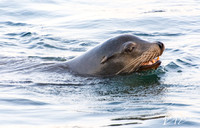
[0,0,200,127]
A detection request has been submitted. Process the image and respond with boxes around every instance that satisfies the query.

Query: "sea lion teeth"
[152,59,156,63]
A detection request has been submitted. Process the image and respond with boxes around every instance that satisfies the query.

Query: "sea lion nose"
[156,41,164,50]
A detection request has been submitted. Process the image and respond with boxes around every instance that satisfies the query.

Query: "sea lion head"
[98,34,165,76]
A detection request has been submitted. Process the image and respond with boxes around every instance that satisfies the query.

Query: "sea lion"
[65,34,165,76]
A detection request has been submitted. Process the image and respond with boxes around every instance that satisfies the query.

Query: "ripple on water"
[110,30,184,37]
[164,61,182,72]
[109,114,166,127]
[3,31,90,53]
[0,21,28,26]
[176,58,198,67]
[28,56,67,62]
[112,114,166,121]
[5,32,36,40]
[0,98,48,106]
[5,33,19,36]
[0,0,200,127]
[30,42,66,50]
[144,10,166,13]
[20,32,33,37]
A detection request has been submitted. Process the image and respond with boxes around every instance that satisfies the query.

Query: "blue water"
[0,0,200,127]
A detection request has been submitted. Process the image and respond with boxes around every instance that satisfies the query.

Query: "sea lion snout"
[156,41,164,50]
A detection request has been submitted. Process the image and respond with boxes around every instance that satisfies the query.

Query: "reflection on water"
[0,0,200,127]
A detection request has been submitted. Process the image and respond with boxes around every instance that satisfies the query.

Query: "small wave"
[45,36,62,42]
[108,122,141,127]
[164,61,182,72]
[106,101,124,105]
[144,10,166,13]
[112,115,166,121]
[176,59,198,67]
[0,80,33,85]
[0,21,28,26]
[20,32,32,37]
[5,33,19,36]
[28,56,67,61]
[5,32,36,37]
[44,35,95,51]
[108,114,165,127]
[0,98,48,106]
[162,102,190,107]
[34,83,84,86]
[28,41,67,50]
[2,27,96,53]
[110,30,183,37]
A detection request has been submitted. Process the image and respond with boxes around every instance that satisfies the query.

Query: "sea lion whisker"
[116,56,142,75]
[116,57,140,74]
[128,55,147,73]
[128,60,143,73]
[145,52,155,62]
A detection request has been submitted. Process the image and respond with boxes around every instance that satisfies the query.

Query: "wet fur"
[66,34,164,76]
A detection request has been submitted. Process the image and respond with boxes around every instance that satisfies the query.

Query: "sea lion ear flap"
[100,55,114,64]
[100,56,108,64]
[122,41,136,53]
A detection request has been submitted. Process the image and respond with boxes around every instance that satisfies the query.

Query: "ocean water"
[0,0,200,127]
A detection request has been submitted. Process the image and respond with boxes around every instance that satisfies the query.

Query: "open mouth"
[138,57,161,71]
